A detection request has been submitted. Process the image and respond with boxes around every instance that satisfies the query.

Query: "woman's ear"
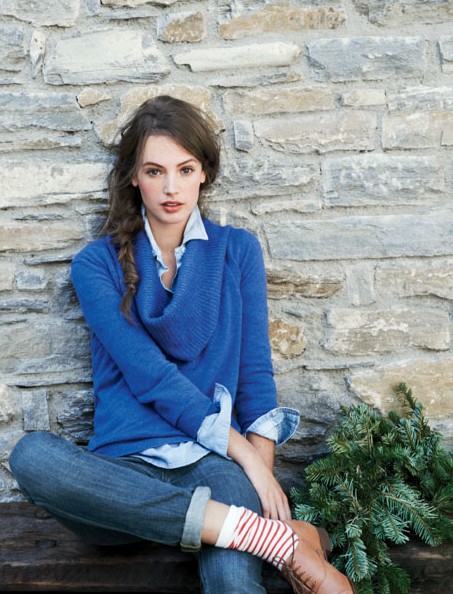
[201,171,206,184]
[131,176,138,187]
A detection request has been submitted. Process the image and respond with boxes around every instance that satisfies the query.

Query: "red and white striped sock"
[215,506,299,570]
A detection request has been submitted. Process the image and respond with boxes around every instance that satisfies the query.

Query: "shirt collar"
[141,204,208,262]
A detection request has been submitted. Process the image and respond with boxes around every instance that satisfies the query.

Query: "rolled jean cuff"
[180,485,211,552]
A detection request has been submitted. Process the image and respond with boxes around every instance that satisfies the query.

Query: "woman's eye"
[181,167,194,175]
[146,169,161,176]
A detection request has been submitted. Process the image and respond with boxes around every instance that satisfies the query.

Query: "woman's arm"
[228,427,291,521]
[247,431,275,471]
[71,242,217,440]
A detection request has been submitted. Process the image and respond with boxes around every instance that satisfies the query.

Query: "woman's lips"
[162,201,183,213]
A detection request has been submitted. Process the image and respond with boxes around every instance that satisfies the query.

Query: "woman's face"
[132,134,206,237]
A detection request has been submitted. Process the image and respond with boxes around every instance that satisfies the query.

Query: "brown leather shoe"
[287,520,332,560]
[280,523,356,594]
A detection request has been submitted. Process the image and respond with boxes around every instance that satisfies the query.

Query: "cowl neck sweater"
[71,219,278,457]
[133,219,230,362]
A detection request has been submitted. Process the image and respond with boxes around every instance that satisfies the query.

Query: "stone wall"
[1,0,452,500]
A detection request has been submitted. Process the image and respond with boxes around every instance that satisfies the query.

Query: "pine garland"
[290,383,453,594]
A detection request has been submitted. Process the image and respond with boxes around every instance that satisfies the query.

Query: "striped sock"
[215,506,299,570]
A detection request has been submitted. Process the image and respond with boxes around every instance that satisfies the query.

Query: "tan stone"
[348,358,453,419]
[223,87,335,116]
[220,6,346,40]
[0,222,83,252]
[376,261,453,301]
[254,111,376,153]
[341,89,386,107]
[269,319,307,359]
[267,267,344,299]
[325,308,451,355]
[77,88,111,108]
[159,12,206,43]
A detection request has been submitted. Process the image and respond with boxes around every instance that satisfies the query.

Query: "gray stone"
[233,119,254,151]
[16,269,48,292]
[212,72,301,89]
[220,161,318,199]
[21,390,50,431]
[322,155,445,206]
[44,30,170,85]
[0,0,80,27]
[346,264,376,306]
[0,221,84,252]
[0,134,83,152]
[102,0,179,5]
[383,112,453,149]
[352,0,453,26]
[0,25,26,73]
[174,42,301,72]
[0,298,49,313]
[0,92,91,133]
[387,86,453,112]
[439,36,453,73]
[0,263,14,292]
[30,30,46,78]
[254,111,376,153]
[376,260,453,300]
[57,389,94,442]
[307,36,426,82]
[0,160,108,208]
[0,385,19,425]
[264,209,453,261]
[0,318,91,386]
[325,308,451,355]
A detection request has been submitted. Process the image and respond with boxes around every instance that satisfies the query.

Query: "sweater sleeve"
[233,231,279,433]
[71,241,218,440]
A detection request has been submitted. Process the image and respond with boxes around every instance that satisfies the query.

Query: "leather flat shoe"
[287,520,332,560]
[280,525,356,594]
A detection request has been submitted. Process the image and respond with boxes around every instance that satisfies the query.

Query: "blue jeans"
[9,431,266,594]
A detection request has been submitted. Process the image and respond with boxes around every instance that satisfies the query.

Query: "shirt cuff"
[245,407,300,446]
[196,383,232,459]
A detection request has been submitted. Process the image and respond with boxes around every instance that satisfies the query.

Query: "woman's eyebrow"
[142,158,197,167]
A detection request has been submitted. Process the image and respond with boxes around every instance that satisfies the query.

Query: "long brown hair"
[102,95,220,317]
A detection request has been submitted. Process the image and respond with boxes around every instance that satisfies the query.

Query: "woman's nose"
[164,173,178,194]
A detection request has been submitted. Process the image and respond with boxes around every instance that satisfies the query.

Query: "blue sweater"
[71,219,278,457]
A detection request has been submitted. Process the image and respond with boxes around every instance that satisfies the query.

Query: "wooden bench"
[1,502,452,593]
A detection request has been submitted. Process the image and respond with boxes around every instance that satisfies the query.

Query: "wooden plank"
[0,503,290,593]
[0,503,451,593]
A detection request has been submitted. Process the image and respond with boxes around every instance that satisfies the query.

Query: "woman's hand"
[227,427,292,522]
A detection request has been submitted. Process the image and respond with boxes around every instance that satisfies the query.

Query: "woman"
[9,95,355,594]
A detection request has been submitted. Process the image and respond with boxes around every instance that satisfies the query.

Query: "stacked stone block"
[0,0,452,498]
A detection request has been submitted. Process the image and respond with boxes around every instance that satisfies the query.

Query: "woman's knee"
[196,456,262,514]
[9,431,64,490]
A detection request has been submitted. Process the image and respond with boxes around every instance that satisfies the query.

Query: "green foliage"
[290,383,453,594]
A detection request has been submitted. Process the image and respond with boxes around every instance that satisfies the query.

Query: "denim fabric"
[9,431,266,593]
